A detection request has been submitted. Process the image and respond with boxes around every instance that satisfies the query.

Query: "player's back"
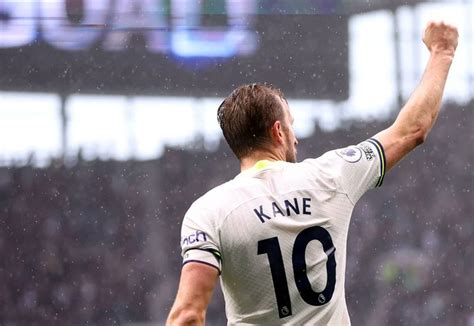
[200,159,352,325]
[181,140,385,325]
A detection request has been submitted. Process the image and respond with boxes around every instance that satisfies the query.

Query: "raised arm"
[373,21,458,171]
[167,262,219,326]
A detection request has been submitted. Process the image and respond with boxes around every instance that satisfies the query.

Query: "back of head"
[217,83,286,160]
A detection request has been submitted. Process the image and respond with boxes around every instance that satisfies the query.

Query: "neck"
[240,150,284,171]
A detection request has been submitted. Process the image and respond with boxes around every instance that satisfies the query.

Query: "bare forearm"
[394,50,454,141]
[373,21,458,171]
[167,263,218,326]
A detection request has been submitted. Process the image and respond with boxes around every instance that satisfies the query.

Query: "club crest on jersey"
[336,146,362,163]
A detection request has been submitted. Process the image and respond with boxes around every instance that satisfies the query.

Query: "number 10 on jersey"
[257,226,337,319]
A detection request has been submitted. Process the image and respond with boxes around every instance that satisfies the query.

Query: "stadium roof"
[342,0,436,14]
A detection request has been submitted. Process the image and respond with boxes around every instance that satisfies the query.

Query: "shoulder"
[192,178,239,207]
[298,151,339,179]
[185,178,244,221]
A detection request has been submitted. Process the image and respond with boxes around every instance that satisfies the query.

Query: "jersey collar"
[236,160,285,178]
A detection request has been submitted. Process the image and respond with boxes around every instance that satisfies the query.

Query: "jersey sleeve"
[180,203,222,273]
[312,138,386,204]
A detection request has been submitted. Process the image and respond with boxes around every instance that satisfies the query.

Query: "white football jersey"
[180,139,386,325]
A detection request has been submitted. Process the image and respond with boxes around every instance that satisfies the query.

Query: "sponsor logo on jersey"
[182,230,208,246]
[336,146,362,163]
[359,143,375,161]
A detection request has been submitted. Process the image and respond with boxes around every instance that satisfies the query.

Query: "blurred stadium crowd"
[0,102,472,325]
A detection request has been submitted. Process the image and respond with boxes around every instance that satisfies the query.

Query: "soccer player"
[167,21,458,325]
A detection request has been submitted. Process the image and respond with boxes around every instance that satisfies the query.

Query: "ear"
[270,120,285,145]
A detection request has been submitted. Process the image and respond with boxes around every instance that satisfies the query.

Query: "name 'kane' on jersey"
[180,139,386,325]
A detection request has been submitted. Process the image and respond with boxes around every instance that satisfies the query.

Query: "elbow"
[412,115,434,146]
[396,116,431,148]
[167,308,204,326]
[412,126,429,147]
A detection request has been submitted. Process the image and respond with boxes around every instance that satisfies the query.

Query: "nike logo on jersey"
[253,197,312,223]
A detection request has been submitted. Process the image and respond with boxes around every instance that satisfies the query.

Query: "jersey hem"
[188,247,222,260]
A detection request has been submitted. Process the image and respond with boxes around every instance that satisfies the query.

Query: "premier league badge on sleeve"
[336,146,362,163]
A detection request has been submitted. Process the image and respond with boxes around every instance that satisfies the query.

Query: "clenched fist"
[423,21,458,57]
